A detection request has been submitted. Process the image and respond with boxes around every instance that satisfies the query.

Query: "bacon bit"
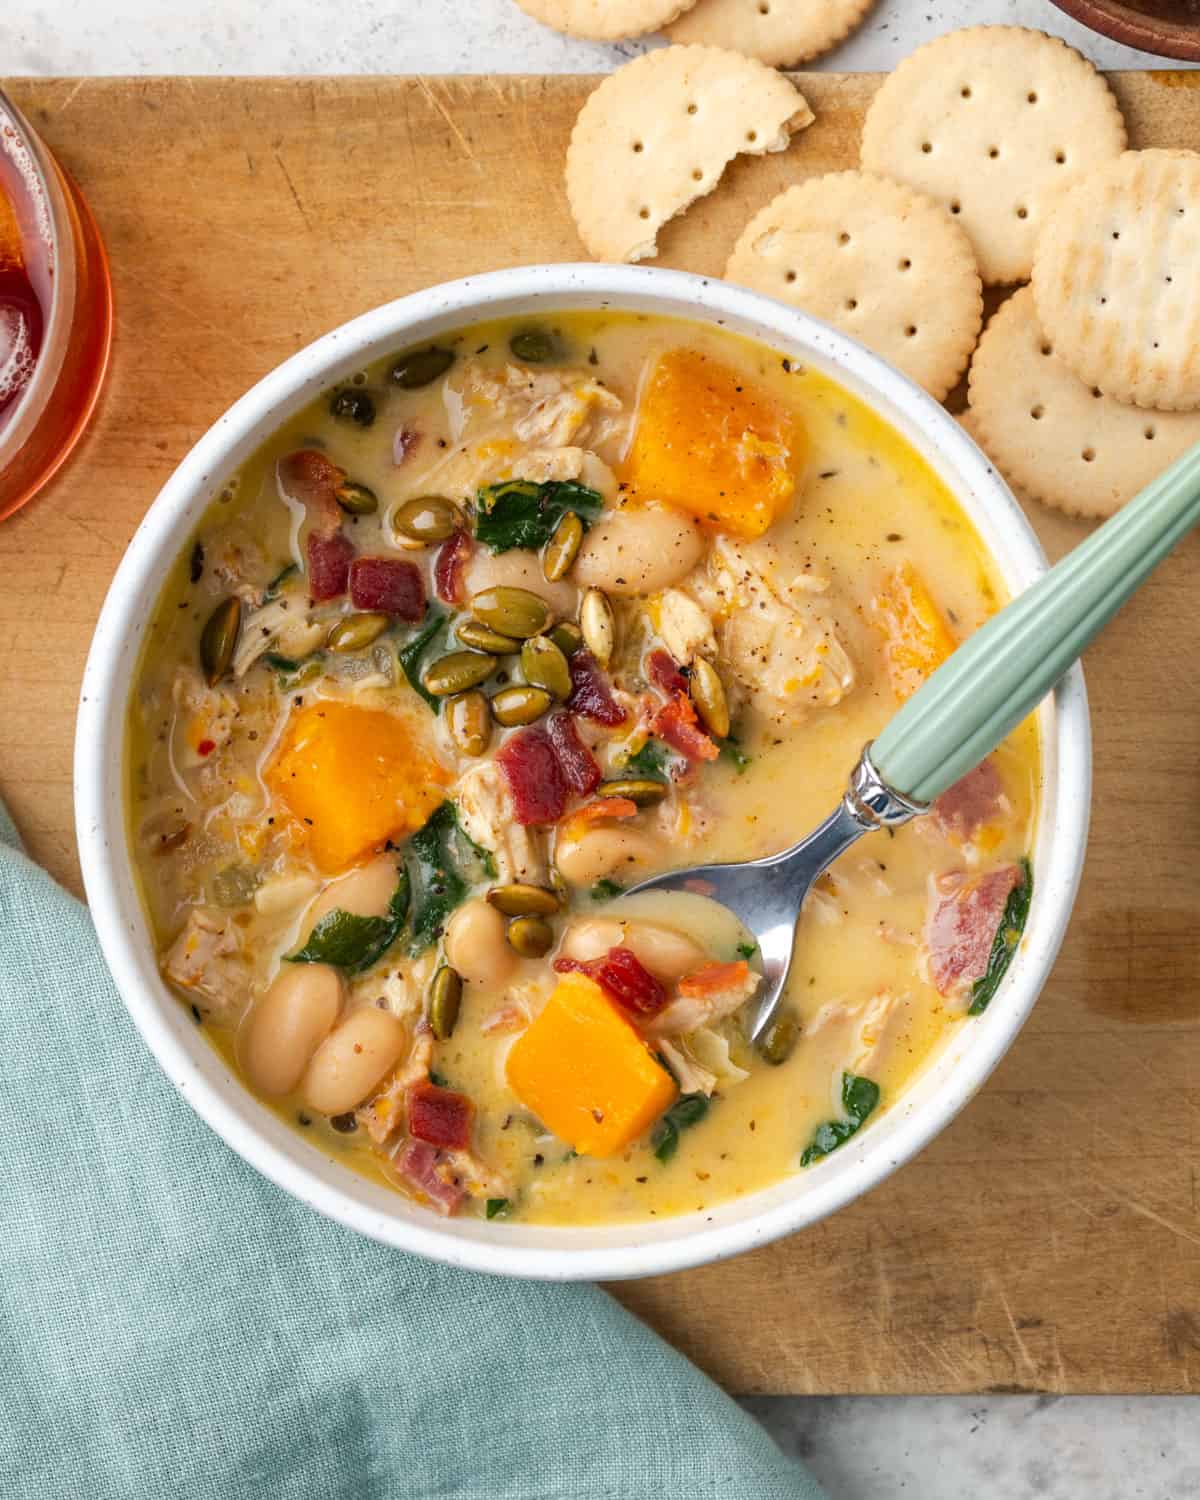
[545,712,601,796]
[408,1081,474,1150]
[434,531,474,606]
[306,529,355,602]
[278,449,344,534]
[393,1138,465,1216]
[196,738,216,758]
[566,650,627,727]
[926,864,1022,995]
[678,959,751,999]
[554,945,669,1016]
[570,797,639,827]
[651,691,719,762]
[349,556,425,620]
[932,759,1004,842]
[393,425,420,466]
[646,648,688,697]
[496,725,570,825]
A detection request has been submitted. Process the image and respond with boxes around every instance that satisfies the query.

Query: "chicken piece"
[161,908,246,1017]
[480,981,545,1037]
[442,1148,513,1202]
[357,1025,434,1146]
[645,960,761,1037]
[454,761,548,884]
[650,588,717,666]
[658,1027,750,1097]
[807,989,916,1081]
[231,595,324,678]
[509,448,619,500]
[172,669,238,769]
[512,372,623,450]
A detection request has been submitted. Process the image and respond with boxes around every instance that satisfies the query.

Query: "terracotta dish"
[1048,0,1200,62]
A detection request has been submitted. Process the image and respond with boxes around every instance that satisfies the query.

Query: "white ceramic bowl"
[75,265,1091,1281]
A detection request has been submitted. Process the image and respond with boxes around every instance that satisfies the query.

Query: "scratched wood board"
[1,73,1199,1395]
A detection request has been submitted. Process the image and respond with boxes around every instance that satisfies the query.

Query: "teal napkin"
[0,800,823,1500]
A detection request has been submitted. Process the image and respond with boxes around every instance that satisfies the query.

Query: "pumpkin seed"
[596,778,669,807]
[487,883,561,918]
[447,691,492,757]
[390,346,456,389]
[392,495,462,545]
[549,620,583,658]
[509,328,565,364]
[506,915,555,958]
[580,588,614,668]
[471,586,550,640]
[330,388,375,427]
[490,685,553,726]
[756,1010,800,1067]
[200,596,241,685]
[689,655,731,740]
[456,619,521,656]
[421,650,497,697]
[429,965,463,1040]
[520,635,572,699]
[335,480,378,516]
[542,511,584,582]
[326,612,391,653]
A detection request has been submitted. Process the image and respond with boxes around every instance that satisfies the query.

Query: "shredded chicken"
[454,761,547,884]
[658,1028,751,1097]
[442,1148,513,1202]
[162,908,246,1017]
[646,966,761,1038]
[652,588,717,665]
[231,595,324,678]
[172,669,238,769]
[807,989,915,1080]
[481,980,544,1036]
[357,1026,434,1146]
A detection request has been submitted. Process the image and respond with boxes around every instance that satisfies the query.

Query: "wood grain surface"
[2,72,1199,1396]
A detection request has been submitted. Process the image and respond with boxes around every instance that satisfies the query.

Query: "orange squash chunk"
[506,973,678,1159]
[871,561,958,702]
[265,701,449,873]
[623,348,805,539]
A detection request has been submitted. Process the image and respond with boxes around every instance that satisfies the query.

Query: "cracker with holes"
[512,0,699,38]
[967,288,1200,517]
[1032,150,1200,412]
[565,46,814,263]
[860,27,1126,285]
[725,171,982,400]
[666,0,875,66]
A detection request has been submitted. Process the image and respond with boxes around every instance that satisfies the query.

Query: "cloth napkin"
[0,800,823,1500]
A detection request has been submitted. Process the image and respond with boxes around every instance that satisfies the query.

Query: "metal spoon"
[628,440,1200,1041]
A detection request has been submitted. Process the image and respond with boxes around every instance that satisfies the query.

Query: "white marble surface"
[4,2,1198,1496]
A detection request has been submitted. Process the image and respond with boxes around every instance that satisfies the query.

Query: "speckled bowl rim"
[75,264,1091,1282]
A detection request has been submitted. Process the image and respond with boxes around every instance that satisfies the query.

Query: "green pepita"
[335,481,378,516]
[506,915,555,958]
[689,655,731,740]
[329,388,375,427]
[200,596,241,685]
[446,691,492,757]
[509,328,565,365]
[471,586,550,640]
[326,612,391,653]
[392,495,462,545]
[390,346,456,389]
[520,635,572,699]
[756,1010,800,1067]
[487,883,562,918]
[456,619,522,656]
[429,965,463,1040]
[580,588,615,668]
[549,620,583,658]
[421,650,497,697]
[542,511,584,582]
[490,685,553,726]
[596,778,669,807]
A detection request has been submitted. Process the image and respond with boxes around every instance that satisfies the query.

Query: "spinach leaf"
[474,479,603,554]
[720,735,752,774]
[485,1198,510,1220]
[288,867,410,974]
[406,802,471,955]
[800,1072,880,1166]
[968,857,1033,1016]
[398,609,450,712]
[620,739,671,784]
[736,941,758,960]
[652,1093,710,1164]
[590,878,625,902]
[264,562,299,600]
[265,651,322,689]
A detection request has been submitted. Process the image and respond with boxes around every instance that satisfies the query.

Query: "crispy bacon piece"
[554,945,668,1016]
[278,449,344,534]
[646,648,688,697]
[932,759,1004,841]
[926,864,1022,996]
[306,529,355,602]
[678,959,751,999]
[496,725,570,825]
[393,426,420,466]
[408,1081,474,1150]
[650,691,719,762]
[393,1138,465,1216]
[434,531,473,606]
[566,650,627,727]
[545,712,601,796]
[568,797,638,828]
[349,556,425,620]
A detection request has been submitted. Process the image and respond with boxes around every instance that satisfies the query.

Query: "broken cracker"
[512,0,698,39]
[667,0,876,66]
[565,45,813,264]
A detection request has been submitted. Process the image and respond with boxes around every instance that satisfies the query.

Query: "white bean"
[555,826,661,887]
[465,548,577,615]
[240,964,344,1097]
[305,855,401,933]
[301,1005,408,1116]
[559,918,705,981]
[444,898,517,986]
[573,502,705,597]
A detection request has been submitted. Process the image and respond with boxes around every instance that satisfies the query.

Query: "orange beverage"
[0,91,112,519]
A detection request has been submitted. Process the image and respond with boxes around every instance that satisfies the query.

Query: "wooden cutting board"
[3,72,1199,1396]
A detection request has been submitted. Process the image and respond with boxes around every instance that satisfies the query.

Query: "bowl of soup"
[75,264,1090,1280]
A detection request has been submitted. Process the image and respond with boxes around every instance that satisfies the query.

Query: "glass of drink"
[0,89,112,519]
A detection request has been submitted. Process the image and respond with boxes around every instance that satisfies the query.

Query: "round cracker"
[666,0,875,67]
[860,27,1126,285]
[725,171,982,400]
[967,287,1200,517]
[512,0,698,39]
[566,46,814,264]
[1032,150,1200,412]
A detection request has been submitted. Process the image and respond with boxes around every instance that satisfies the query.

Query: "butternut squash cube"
[265,701,449,874]
[506,973,678,1158]
[871,561,958,702]
[623,348,805,539]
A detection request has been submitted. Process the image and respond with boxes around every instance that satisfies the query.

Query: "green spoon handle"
[872,440,1200,805]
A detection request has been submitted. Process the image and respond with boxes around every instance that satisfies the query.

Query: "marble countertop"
[4,0,1196,1495]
